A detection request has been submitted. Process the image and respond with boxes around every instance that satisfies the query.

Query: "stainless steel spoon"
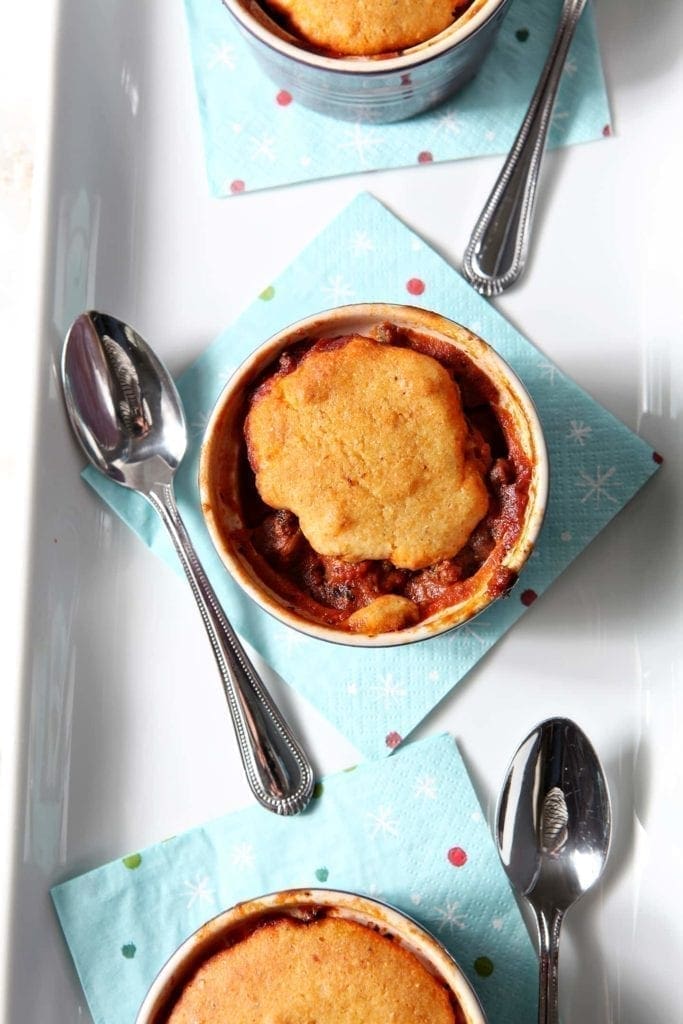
[61,310,315,816]
[463,0,588,296]
[496,717,611,1024]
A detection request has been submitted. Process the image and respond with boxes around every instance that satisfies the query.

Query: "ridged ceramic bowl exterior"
[221,0,513,122]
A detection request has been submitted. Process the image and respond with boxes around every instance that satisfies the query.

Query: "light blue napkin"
[84,192,661,758]
[52,733,537,1024]
[183,0,611,196]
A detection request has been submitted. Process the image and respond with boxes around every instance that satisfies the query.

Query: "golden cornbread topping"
[246,335,489,571]
[224,323,532,635]
[259,0,477,56]
[164,915,465,1024]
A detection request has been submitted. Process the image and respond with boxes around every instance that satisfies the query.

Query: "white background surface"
[2,1,683,1022]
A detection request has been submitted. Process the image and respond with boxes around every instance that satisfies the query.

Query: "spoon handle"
[535,907,564,1024]
[147,481,315,816]
[462,0,587,296]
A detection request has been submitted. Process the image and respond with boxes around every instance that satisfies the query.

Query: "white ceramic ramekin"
[199,303,548,648]
[221,0,513,122]
[135,888,488,1024]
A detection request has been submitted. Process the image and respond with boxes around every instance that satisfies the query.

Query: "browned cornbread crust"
[165,916,459,1024]
[263,0,475,55]
[245,335,489,572]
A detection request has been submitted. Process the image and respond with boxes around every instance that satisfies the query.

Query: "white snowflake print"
[576,466,619,505]
[231,122,243,134]
[485,129,496,142]
[567,420,592,445]
[208,41,236,70]
[346,681,359,696]
[551,108,569,131]
[351,230,375,255]
[366,805,400,839]
[492,916,505,931]
[181,874,215,910]
[190,410,211,438]
[230,842,255,869]
[536,359,559,385]
[372,672,406,707]
[563,56,577,77]
[300,155,312,167]
[435,112,462,136]
[433,900,467,933]
[366,881,383,898]
[321,274,355,304]
[215,364,238,388]
[470,810,483,823]
[410,892,422,906]
[427,669,440,681]
[459,621,489,644]
[411,238,424,252]
[249,133,276,162]
[414,774,437,800]
[339,124,385,166]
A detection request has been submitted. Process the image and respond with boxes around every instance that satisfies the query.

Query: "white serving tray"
[2,1,682,1021]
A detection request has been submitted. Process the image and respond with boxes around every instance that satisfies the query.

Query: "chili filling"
[230,324,532,629]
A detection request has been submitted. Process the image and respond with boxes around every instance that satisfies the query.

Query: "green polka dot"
[122,853,142,870]
[315,867,329,882]
[259,285,275,301]
[515,28,529,42]
[121,943,136,959]
[474,956,494,977]
[312,781,324,799]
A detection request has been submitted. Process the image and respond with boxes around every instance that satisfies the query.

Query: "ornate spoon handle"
[147,480,315,815]
[462,0,588,296]
[535,906,564,1024]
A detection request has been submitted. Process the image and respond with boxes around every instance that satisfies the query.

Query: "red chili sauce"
[231,324,532,628]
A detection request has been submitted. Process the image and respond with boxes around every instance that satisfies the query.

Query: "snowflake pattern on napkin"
[52,734,537,1024]
[183,0,611,195]
[83,192,661,759]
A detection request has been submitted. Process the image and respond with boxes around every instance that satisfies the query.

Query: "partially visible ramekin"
[135,888,487,1024]
[199,303,548,648]
[221,0,513,122]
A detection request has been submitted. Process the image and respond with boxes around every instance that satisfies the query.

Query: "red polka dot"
[276,90,292,106]
[602,124,612,137]
[406,278,425,295]
[230,179,245,194]
[521,589,537,606]
[653,451,664,464]
[418,151,433,164]
[447,847,468,867]
[385,731,402,749]
[400,74,412,86]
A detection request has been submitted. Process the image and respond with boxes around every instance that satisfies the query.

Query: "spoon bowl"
[496,717,611,1023]
[62,311,315,816]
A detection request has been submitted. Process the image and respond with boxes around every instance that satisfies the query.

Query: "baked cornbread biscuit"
[264,0,474,55]
[166,916,458,1024]
[246,335,489,571]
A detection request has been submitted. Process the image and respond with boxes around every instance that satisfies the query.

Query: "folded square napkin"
[52,733,537,1024]
[183,0,611,195]
[83,192,660,758]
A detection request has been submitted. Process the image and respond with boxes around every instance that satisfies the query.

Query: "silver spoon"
[61,310,315,816]
[463,0,588,296]
[496,717,611,1024]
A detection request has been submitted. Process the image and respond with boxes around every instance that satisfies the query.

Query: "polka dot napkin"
[183,0,611,196]
[51,733,538,1024]
[83,192,660,758]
